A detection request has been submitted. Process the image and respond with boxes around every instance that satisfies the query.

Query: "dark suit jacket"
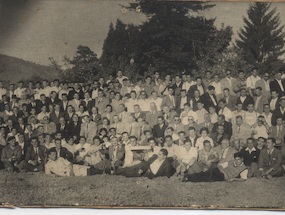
[212,121,232,138]
[270,79,285,96]
[240,148,260,166]
[271,107,285,126]
[210,132,230,146]
[56,124,70,139]
[49,111,65,125]
[141,155,174,179]
[223,95,237,111]
[152,123,168,139]
[131,112,146,121]
[68,89,84,100]
[108,145,125,162]
[258,148,283,170]
[66,121,81,139]
[81,99,95,113]
[49,97,61,105]
[25,145,46,163]
[236,95,254,111]
[201,93,218,111]
[188,84,206,99]
[145,111,163,128]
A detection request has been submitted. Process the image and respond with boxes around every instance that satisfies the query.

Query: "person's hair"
[236,115,243,120]
[164,135,173,140]
[255,86,262,91]
[129,136,137,140]
[93,136,101,141]
[246,137,254,143]
[47,147,57,155]
[208,85,215,91]
[160,148,168,157]
[203,140,211,146]
[267,137,276,144]
[54,138,62,143]
[199,127,209,134]
[258,137,266,142]
[234,152,243,159]
[188,126,196,131]
[219,99,226,104]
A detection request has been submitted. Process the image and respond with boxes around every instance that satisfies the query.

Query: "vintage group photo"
[0,0,285,209]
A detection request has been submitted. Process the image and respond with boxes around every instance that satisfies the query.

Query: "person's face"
[188,117,194,124]
[45,135,51,143]
[175,76,181,83]
[174,117,180,125]
[201,130,208,137]
[271,91,278,98]
[234,156,243,166]
[226,70,231,78]
[117,71,123,77]
[113,116,119,123]
[157,117,164,125]
[221,140,229,149]
[247,104,254,112]
[219,102,225,109]
[31,139,38,148]
[165,138,173,146]
[18,135,24,143]
[92,107,98,114]
[275,72,282,80]
[218,116,224,124]
[168,88,174,95]
[131,92,136,99]
[55,140,61,149]
[181,91,186,97]
[49,152,57,161]
[264,73,270,80]
[102,119,108,125]
[240,90,247,97]
[204,142,212,152]
[74,94,79,100]
[79,106,85,112]
[122,133,128,141]
[93,139,101,146]
[236,118,243,126]
[264,105,270,113]
[186,75,192,82]
[59,118,65,124]
[255,89,261,96]
[189,129,196,137]
[266,139,274,149]
[238,72,245,79]
[234,141,240,150]
[223,90,229,97]
[140,92,146,99]
[157,151,165,161]
[84,93,90,99]
[73,115,79,122]
[197,103,203,110]
[236,104,243,111]
[184,141,192,149]
[217,126,224,134]
[80,138,86,145]
[247,140,254,149]
[134,106,140,113]
[130,138,137,146]
[276,118,283,126]
[111,138,118,145]
[257,139,265,148]
[196,79,202,85]
[178,133,185,140]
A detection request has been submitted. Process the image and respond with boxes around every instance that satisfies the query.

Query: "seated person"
[173,141,198,180]
[85,136,103,166]
[108,136,125,169]
[1,136,23,173]
[147,138,162,158]
[240,138,260,177]
[74,136,91,163]
[45,148,102,176]
[257,137,284,179]
[214,139,237,166]
[183,152,248,182]
[187,140,219,174]
[51,138,73,162]
[24,137,46,172]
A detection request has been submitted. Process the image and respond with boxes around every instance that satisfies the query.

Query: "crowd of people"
[0,68,285,182]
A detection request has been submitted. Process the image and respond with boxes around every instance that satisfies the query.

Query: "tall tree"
[236,2,285,74]
[101,1,233,78]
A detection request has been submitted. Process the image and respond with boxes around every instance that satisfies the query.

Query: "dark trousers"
[184,167,225,182]
[24,162,44,172]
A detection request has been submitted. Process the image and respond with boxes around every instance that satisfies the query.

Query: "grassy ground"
[0,172,285,209]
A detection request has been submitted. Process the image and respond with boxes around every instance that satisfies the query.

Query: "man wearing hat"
[1,136,23,172]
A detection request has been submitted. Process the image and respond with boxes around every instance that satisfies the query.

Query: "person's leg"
[270,166,284,177]
[183,170,212,182]
[209,168,225,182]
[4,161,14,173]
[24,162,36,172]
[87,166,103,175]
[248,162,258,178]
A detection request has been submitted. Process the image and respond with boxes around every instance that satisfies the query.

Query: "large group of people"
[0,68,285,182]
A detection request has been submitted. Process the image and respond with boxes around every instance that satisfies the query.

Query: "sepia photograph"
[0,0,285,209]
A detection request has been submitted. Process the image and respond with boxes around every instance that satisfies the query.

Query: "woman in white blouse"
[195,127,214,150]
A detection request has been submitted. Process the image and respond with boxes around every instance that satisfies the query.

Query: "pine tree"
[236,2,285,74]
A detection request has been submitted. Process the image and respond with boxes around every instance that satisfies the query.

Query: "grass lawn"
[0,172,285,209]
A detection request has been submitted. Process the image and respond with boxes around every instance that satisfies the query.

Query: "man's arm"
[229,169,248,182]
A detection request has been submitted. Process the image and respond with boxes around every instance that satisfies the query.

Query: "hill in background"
[0,54,59,85]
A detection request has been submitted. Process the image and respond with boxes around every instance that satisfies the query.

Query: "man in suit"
[56,116,69,139]
[231,116,252,147]
[59,93,69,113]
[211,125,230,147]
[137,117,152,140]
[161,87,177,110]
[236,88,254,111]
[188,77,206,99]
[145,102,163,128]
[214,139,237,165]
[152,116,168,144]
[222,88,237,111]
[270,71,285,97]
[269,91,280,112]
[257,138,284,178]
[50,138,73,162]
[114,148,174,179]
[186,126,199,147]
[81,92,95,113]
[253,87,268,114]
[271,96,285,126]
[162,105,177,125]
[201,85,218,111]
[109,136,125,169]
[220,70,235,95]
[66,114,81,139]
[67,82,84,100]
[167,115,185,135]
[95,90,110,114]
[176,89,190,114]
[42,116,56,135]
[49,91,61,105]
[80,115,98,143]
[117,103,131,123]
[212,114,232,138]
[131,104,146,122]
[101,104,116,124]
[24,137,46,172]
[197,113,213,133]
[269,117,285,148]
[49,104,65,125]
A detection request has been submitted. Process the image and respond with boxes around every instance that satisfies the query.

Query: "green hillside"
[0,54,59,85]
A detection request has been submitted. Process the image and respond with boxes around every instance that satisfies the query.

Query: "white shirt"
[244,111,258,127]
[180,96,187,109]
[180,110,198,125]
[195,136,214,150]
[246,75,261,89]
[149,97,162,111]
[150,158,165,175]
[176,146,198,164]
[218,107,232,122]
[210,81,222,95]
[261,112,272,127]
[270,98,278,111]
[182,81,195,92]
[254,96,262,111]
[252,124,268,139]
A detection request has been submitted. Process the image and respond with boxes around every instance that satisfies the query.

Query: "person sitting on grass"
[24,137,46,172]
[257,137,284,179]
[182,152,248,182]
[187,140,219,175]
[45,148,102,176]
[173,141,198,180]
[1,136,23,173]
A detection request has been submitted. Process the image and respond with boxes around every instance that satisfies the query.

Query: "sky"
[0,0,285,66]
